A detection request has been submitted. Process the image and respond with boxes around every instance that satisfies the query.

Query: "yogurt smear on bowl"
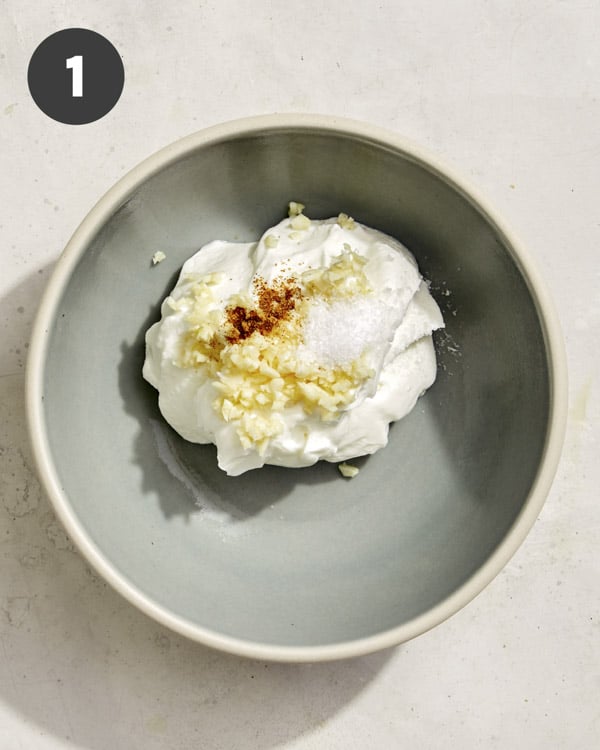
[143,204,444,476]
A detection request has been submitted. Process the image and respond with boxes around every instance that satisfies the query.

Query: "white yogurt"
[143,212,444,475]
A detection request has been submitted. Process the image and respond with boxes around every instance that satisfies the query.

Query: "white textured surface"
[1,1,598,747]
[144,218,441,474]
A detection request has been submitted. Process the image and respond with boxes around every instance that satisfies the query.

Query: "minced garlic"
[174,251,377,450]
[301,250,370,299]
[337,213,356,230]
[290,213,311,231]
[338,462,359,478]
[288,201,305,217]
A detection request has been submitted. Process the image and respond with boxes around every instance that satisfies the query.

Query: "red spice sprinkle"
[225,275,302,343]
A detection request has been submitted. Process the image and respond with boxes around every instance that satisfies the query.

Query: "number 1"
[66,55,83,97]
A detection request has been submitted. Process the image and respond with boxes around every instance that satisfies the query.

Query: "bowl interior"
[41,128,550,649]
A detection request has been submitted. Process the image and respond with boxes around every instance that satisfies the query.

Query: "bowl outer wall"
[25,113,568,662]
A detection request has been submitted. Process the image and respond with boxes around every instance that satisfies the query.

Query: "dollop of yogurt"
[143,207,444,476]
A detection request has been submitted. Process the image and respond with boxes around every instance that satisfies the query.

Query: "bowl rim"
[25,113,568,662]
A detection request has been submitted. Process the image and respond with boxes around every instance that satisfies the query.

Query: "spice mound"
[225,276,302,342]
[143,205,444,476]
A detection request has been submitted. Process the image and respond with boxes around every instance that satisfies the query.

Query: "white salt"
[302,296,396,366]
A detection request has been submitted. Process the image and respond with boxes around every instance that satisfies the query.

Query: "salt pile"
[302,296,396,367]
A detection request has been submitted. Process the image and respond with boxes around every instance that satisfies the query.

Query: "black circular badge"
[27,28,124,125]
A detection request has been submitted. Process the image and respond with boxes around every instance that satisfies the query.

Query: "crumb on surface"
[152,250,166,265]
[338,462,359,478]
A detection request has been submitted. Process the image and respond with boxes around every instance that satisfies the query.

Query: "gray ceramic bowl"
[26,115,567,661]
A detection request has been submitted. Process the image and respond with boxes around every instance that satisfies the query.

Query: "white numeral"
[66,55,83,97]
